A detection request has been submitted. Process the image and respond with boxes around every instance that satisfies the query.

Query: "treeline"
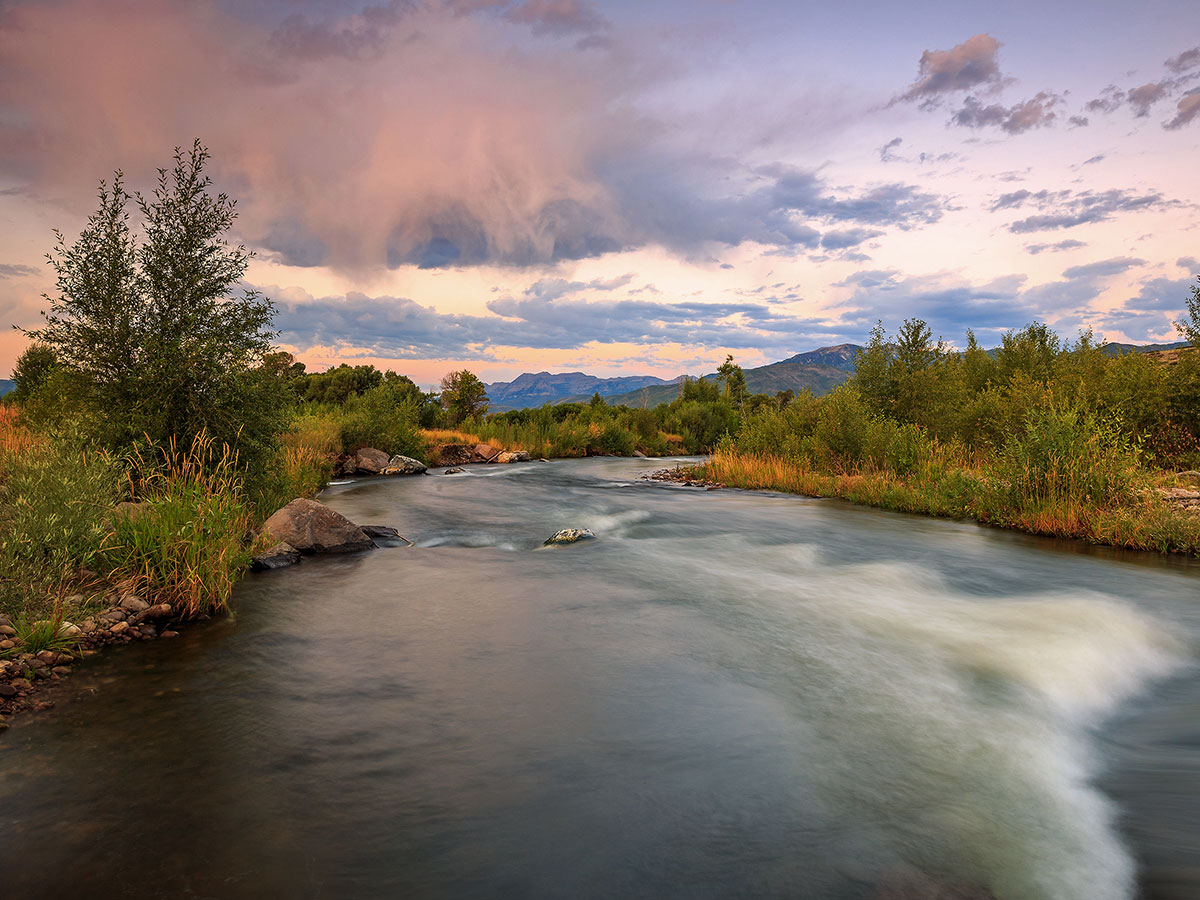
[698,300,1200,554]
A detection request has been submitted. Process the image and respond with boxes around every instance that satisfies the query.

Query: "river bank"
[650,449,1200,556]
[0,445,648,727]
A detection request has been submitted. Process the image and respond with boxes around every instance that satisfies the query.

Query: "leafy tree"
[851,321,892,415]
[24,141,285,478]
[961,329,996,394]
[440,370,488,425]
[27,172,142,423]
[717,354,748,407]
[1176,275,1200,348]
[996,321,1061,385]
[8,343,58,404]
[135,141,277,452]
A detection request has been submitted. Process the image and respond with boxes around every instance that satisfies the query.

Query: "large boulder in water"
[263,498,374,554]
[496,450,530,463]
[354,448,390,474]
[381,454,427,475]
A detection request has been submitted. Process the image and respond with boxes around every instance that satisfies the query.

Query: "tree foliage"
[23,141,286,479]
[440,370,489,425]
[8,343,58,404]
[1177,275,1200,348]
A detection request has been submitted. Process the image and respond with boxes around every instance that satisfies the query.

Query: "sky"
[0,0,1198,384]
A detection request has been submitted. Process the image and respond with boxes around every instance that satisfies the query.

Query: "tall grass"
[696,424,1200,556]
[0,424,119,621]
[104,433,255,617]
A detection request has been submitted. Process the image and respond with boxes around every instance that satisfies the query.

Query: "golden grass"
[420,427,519,464]
[696,447,1200,556]
[0,406,40,479]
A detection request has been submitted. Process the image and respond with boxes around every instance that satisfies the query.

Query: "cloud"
[1165,90,1200,129]
[991,187,1167,233]
[896,34,1004,106]
[1085,85,1126,115]
[839,269,1032,337]
[272,283,839,359]
[1061,257,1144,280]
[0,0,947,272]
[951,91,1063,133]
[879,137,903,162]
[1068,115,1089,128]
[267,2,415,60]
[820,228,882,250]
[1025,239,1087,255]
[0,263,39,278]
[1082,47,1200,127]
[504,0,608,39]
[1165,46,1200,74]
[893,34,1065,136]
[1127,82,1169,117]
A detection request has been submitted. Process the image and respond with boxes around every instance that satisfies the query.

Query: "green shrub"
[339,386,424,459]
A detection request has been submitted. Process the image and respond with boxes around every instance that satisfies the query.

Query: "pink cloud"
[0,0,633,271]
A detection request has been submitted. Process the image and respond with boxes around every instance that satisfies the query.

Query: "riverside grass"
[0,424,260,624]
[104,434,255,619]
[691,445,1200,556]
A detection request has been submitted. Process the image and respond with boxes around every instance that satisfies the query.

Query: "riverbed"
[1,457,1197,899]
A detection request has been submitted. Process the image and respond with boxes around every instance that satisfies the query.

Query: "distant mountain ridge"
[488,345,866,412]
[0,379,13,397]
[486,371,673,412]
[778,343,861,371]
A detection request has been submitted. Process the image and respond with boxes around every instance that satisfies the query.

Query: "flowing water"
[2,457,1198,899]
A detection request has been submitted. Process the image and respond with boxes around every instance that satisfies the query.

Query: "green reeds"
[104,433,254,618]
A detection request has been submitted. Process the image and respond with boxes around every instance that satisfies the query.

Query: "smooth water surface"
[2,457,1198,899]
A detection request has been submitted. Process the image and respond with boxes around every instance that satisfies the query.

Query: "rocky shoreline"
[640,465,726,490]
[0,584,180,724]
[0,443,548,728]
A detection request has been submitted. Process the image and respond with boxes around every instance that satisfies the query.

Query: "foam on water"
[608,529,1190,900]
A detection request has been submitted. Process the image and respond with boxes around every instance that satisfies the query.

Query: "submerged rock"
[361,524,413,547]
[252,541,301,570]
[544,528,596,546]
[443,467,465,474]
[263,498,374,554]
[381,455,427,475]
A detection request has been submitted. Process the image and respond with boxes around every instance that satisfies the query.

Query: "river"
[1,457,1197,899]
